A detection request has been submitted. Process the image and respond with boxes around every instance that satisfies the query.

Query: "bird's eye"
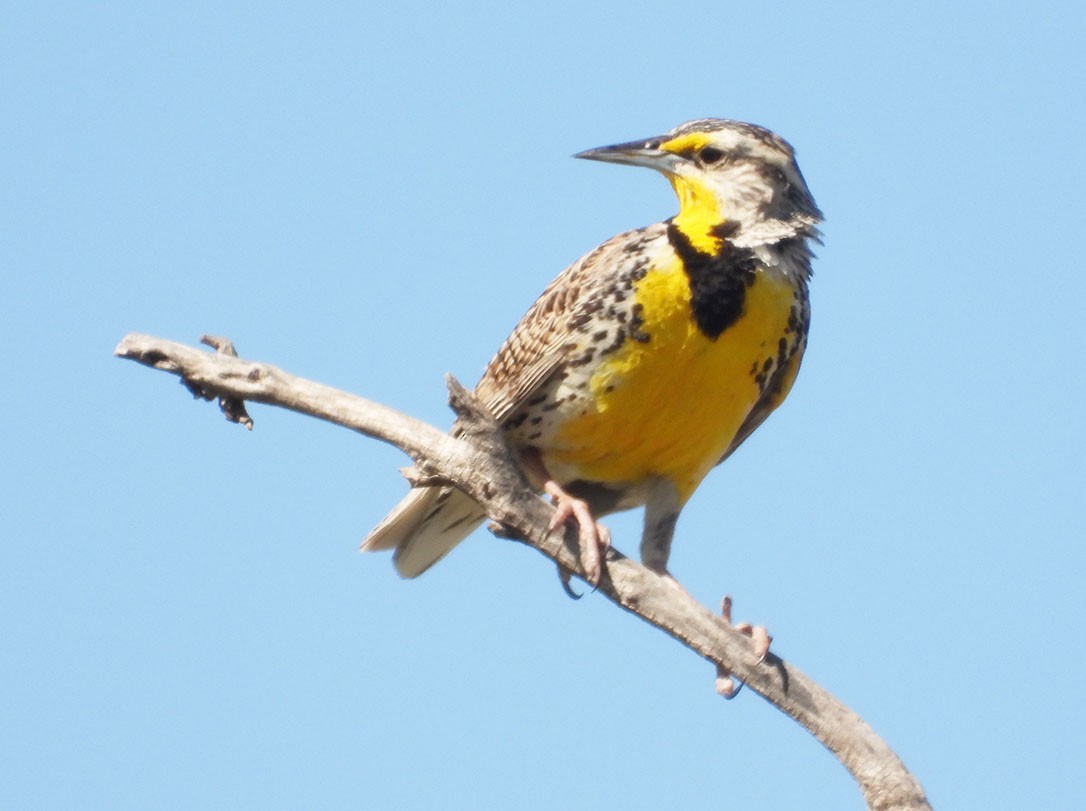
[699,147,725,164]
[645,139,661,150]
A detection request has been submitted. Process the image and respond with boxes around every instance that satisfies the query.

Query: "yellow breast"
[547,256,798,503]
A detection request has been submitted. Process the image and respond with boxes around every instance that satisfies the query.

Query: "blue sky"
[2,2,1083,808]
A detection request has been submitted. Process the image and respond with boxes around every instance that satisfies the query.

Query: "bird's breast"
[541,251,806,502]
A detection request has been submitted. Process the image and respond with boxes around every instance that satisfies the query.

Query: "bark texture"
[115,332,931,811]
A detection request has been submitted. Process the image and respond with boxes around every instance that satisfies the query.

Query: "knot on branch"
[445,375,509,462]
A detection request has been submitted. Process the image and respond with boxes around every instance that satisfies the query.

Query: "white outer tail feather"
[361,486,485,577]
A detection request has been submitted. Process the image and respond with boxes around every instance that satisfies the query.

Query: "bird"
[362,118,822,590]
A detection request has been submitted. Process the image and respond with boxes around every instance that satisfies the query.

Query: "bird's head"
[575,118,822,253]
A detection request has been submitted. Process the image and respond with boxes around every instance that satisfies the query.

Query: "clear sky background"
[3,2,1084,809]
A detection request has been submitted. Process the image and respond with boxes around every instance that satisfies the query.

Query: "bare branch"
[114,332,931,811]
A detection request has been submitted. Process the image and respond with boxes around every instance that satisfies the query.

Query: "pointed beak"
[573,137,681,173]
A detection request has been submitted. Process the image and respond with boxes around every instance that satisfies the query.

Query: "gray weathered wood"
[114,332,931,811]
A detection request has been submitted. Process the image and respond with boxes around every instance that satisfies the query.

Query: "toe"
[715,596,772,697]
[750,625,772,662]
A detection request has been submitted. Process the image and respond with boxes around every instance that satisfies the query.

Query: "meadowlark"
[362,118,822,588]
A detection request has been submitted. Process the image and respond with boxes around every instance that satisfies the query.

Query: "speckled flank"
[752,285,810,394]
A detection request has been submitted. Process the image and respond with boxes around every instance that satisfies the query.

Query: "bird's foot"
[715,595,772,699]
[544,480,611,587]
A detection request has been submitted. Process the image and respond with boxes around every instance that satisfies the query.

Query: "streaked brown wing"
[474,226,658,423]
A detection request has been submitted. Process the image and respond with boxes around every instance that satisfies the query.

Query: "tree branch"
[114,332,931,811]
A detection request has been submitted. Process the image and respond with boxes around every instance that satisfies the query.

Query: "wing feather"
[474,226,661,422]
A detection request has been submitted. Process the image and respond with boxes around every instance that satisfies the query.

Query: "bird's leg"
[518,448,610,587]
[638,480,772,695]
[639,478,683,585]
[715,595,773,699]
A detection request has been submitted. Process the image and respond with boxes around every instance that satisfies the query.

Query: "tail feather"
[361,486,485,578]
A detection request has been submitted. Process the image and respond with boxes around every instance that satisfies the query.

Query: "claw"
[557,563,583,599]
